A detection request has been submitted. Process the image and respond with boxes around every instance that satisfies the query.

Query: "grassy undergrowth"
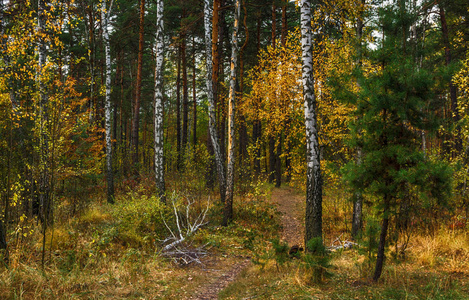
[0,180,279,299]
[1,180,468,299]
[219,188,469,300]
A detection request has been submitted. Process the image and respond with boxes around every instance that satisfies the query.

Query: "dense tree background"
[0,0,468,290]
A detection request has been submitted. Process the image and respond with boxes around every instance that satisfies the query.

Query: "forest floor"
[190,186,304,299]
[1,183,468,299]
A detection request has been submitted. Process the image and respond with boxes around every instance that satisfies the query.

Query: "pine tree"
[338,0,452,281]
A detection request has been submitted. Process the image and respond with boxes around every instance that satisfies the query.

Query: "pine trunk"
[154,0,165,202]
[131,0,145,170]
[224,0,240,226]
[176,46,182,170]
[373,196,390,282]
[439,6,461,154]
[301,0,323,244]
[182,25,189,156]
[205,0,226,203]
[192,37,197,148]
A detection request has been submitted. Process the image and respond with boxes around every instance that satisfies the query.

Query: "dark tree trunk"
[352,1,365,239]
[131,0,145,172]
[192,36,197,149]
[218,1,227,163]
[275,135,282,187]
[439,6,461,154]
[182,22,189,157]
[238,0,248,162]
[0,220,7,262]
[373,196,390,282]
[269,136,276,183]
[176,45,182,170]
[253,14,262,175]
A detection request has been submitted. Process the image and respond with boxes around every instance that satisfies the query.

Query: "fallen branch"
[159,195,210,264]
[327,234,358,252]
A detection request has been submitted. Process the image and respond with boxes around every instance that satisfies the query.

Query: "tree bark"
[101,0,114,204]
[131,0,145,171]
[253,12,262,175]
[224,0,240,226]
[182,21,189,157]
[192,36,197,149]
[373,195,390,282]
[154,0,165,202]
[282,0,291,183]
[205,0,226,204]
[176,45,182,170]
[238,0,248,161]
[439,6,461,154]
[301,0,323,244]
[352,0,365,240]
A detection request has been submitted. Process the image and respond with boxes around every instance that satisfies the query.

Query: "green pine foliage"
[340,1,452,223]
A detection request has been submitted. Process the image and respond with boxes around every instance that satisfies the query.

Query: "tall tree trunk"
[282,0,291,183]
[88,4,95,122]
[301,0,323,244]
[0,0,7,260]
[253,12,261,175]
[131,0,145,172]
[218,1,227,164]
[281,0,287,46]
[224,0,240,226]
[192,36,197,149]
[182,26,189,157]
[176,46,182,170]
[38,0,50,268]
[268,4,276,184]
[212,0,220,117]
[205,0,226,204]
[439,6,461,154]
[238,0,248,162]
[352,0,365,240]
[101,0,114,204]
[154,0,165,202]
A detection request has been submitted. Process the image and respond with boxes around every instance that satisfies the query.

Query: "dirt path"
[190,187,303,299]
[187,258,251,300]
[270,186,304,247]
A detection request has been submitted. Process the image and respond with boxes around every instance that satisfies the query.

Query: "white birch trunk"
[154,0,165,202]
[300,0,323,243]
[224,0,240,225]
[204,0,226,204]
[101,0,114,203]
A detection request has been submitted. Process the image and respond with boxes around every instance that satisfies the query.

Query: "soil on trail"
[189,187,303,299]
[187,258,251,300]
[270,186,305,247]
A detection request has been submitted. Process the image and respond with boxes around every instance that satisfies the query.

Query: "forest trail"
[270,186,305,248]
[189,186,304,299]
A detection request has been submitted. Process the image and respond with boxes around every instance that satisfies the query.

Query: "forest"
[0,0,468,298]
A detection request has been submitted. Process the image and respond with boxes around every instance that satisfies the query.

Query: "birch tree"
[204,0,226,204]
[223,0,240,226]
[154,0,165,202]
[101,0,114,204]
[300,0,323,243]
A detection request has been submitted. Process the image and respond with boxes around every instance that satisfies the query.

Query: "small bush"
[111,192,174,249]
[303,237,332,283]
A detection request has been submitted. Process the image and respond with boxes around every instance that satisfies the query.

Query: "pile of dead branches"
[158,196,210,265]
[327,234,358,252]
